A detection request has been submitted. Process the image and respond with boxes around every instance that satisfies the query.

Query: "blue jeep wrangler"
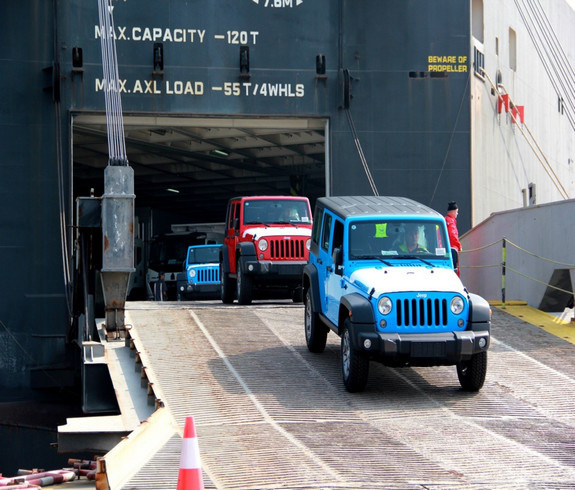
[177,244,222,301]
[302,196,491,392]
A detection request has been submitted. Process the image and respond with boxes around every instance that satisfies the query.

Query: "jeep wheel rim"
[342,330,351,378]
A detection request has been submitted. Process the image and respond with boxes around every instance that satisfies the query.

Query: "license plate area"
[411,342,446,357]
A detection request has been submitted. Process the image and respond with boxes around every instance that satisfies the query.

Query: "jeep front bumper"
[241,260,306,281]
[351,327,490,366]
[178,282,220,298]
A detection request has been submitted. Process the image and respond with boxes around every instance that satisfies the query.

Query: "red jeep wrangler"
[220,196,313,304]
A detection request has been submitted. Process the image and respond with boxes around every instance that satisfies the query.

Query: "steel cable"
[52,0,72,314]
[505,238,575,267]
[97,0,128,165]
[460,263,501,269]
[459,238,502,253]
[496,83,569,198]
[519,0,575,119]
[523,0,574,104]
[460,237,574,297]
[506,266,575,296]
[345,107,378,196]
[514,0,575,132]
[527,0,575,117]
[527,0,575,102]
[481,68,570,199]
[462,236,575,267]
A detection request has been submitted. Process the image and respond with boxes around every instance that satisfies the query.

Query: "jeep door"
[224,200,240,274]
[324,218,345,324]
[315,210,332,314]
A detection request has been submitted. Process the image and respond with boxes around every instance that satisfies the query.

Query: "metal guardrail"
[460,237,575,308]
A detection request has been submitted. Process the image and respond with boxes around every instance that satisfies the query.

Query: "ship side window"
[472,0,484,43]
[528,183,536,206]
[509,27,517,71]
[474,46,485,78]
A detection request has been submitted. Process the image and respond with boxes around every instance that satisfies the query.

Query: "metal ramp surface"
[93,300,575,489]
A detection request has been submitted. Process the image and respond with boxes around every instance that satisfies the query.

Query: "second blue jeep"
[303,196,491,393]
[177,244,222,301]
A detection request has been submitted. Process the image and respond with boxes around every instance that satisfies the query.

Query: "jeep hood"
[187,262,218,270]
[242,226,312,240]
[350,266,467,296]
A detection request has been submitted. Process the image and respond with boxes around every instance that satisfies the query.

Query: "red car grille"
[268,238,307,260]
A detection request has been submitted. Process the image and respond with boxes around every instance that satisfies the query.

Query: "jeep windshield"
[187,246,221,265]
[348,219,451,261]
[243,199,312,225]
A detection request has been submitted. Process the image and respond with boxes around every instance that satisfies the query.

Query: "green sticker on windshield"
[375,223,387,237]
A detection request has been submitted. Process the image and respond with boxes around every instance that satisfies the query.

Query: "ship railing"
[460,237,575,313]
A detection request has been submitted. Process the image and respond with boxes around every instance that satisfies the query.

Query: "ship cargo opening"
[71,114,327,299]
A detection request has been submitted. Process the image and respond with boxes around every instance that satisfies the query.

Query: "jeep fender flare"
[468,292,491,332]
[340,293,376,326]
[302,264,321,313]
[237,241,257,258]
[236,241,257,273]
[220,247,231,274]
[337,294,376,349]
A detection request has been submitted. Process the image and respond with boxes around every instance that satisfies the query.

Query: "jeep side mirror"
[233,217,239,231]
[333,246,343,275]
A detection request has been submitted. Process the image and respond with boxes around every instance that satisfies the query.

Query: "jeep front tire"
[456,351,487,391]
[305,289,328,353]
[341,319,369,392]
[236,259,253,305]
[220,262,235,304]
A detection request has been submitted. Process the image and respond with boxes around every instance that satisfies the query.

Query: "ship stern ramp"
[58,309,216,488]
[58,317,155,455]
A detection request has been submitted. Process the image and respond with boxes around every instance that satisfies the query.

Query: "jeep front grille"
[396,298,448,327]
[195,268,219,284]
[268,238,307,260]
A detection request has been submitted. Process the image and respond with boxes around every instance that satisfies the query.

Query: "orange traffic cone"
[177,416,204,490]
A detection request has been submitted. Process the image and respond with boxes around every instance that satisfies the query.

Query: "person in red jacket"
[445,201,462,275]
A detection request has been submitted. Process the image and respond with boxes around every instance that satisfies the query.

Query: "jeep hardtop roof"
[187,244,221,249]
[316,196,443,220]
[229,195,309,201]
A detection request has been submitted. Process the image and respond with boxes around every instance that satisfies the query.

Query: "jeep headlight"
[306,239,311,250]
[450,296,464,314]
[378,296,392,315]
[258,239,268,252]
[189,269,196,278]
